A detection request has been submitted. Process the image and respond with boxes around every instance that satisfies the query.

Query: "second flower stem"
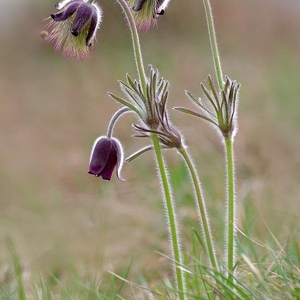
[151,134,186,300]
[178,146,218,271]
[202,0,224,90]
[117,0,147,91]
[118,1,186,296]
[225,137,236,280]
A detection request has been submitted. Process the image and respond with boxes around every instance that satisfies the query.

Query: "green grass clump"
[2,227,300,299]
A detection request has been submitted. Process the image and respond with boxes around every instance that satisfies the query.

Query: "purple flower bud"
[45,0,102,59]
[88,136,125,181]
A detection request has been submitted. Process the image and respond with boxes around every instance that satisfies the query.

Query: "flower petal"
[71,3,93,37]
[51,2,80,22]
[100,146,117,180]
[88,137,113,177]
[86,3,102,46]
[111,138,125,181]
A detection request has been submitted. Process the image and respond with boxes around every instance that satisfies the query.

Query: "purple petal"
[71,3,93,37]
[111,138,125,181]
[86,5,102,46]
[51,2,80,22]
[100,146,118,180]
[88,136,125,181]
[88,137,113,177]
[156,9,165,15]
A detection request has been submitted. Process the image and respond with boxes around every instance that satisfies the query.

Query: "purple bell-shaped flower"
[88,136,125,181]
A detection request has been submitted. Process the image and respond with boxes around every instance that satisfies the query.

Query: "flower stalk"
[176,76,240,280]
[106,107,131,138]
[151,133,186,300]
[202,0,238,279]
[117,1,187,298]
[117,0,147,91]
[202,0,224,89]
[225,136,236,280]
[178,146,218,271]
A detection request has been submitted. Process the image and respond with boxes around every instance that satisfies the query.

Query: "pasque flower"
[88,136,124,181]
[128,0,171,29]
[46,0,102,59]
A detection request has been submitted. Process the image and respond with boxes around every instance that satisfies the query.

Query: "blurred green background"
[0,0,300,285]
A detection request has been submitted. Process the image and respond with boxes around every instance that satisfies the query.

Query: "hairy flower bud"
[88,136,124,181]
[45,0,102,59]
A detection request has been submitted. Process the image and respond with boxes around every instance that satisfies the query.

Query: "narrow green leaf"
[174,107,219,127]
[109,93,142,118]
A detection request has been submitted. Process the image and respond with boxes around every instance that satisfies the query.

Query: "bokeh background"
[1,0,300,289]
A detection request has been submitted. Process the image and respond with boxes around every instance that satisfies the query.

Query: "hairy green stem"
[106,107,131,138]
[151,134,186,300]
[178,146,218,271]
[202,0,224,89]
[117,0,147,91]
[117,1,186,297]
[225,137,236,280]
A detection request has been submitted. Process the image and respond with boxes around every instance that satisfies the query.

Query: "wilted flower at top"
[128,0,171,29]
[46,0,102,59]
[88,136,125,181]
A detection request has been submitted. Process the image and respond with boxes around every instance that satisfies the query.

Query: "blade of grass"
[6,238,27,300]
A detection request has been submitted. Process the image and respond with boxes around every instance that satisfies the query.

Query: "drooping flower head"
[46,0,102,59]
[88,136,125,181]
[128,0,171,30]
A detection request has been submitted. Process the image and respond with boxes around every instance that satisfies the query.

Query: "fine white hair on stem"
[224,138,237,268]
[153,149,186,294]
[106,107,132,138]
[180,146,215,260]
